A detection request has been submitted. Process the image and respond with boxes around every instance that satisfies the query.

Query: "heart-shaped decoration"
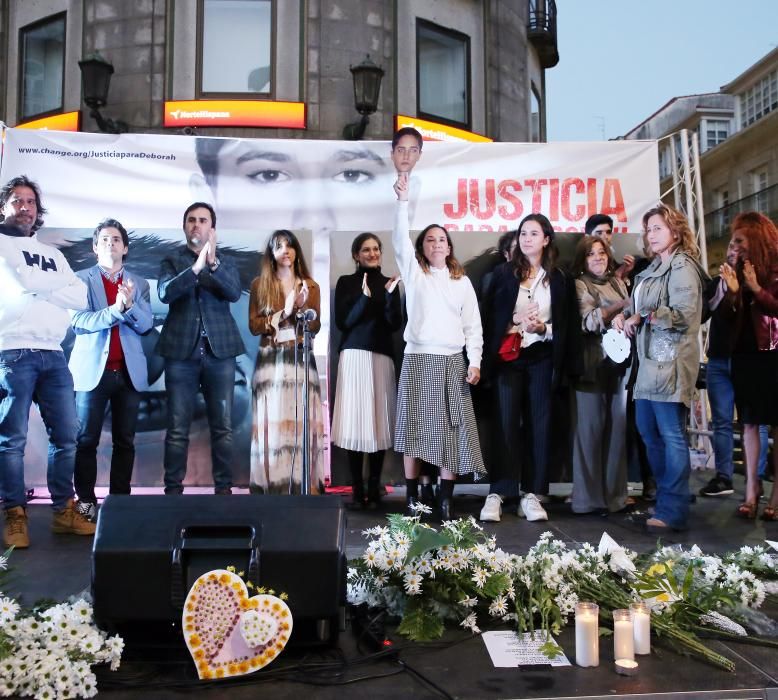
[182,569,293,680]
[602,328,631,364]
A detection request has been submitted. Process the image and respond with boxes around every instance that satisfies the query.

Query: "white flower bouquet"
[0,548,124,699]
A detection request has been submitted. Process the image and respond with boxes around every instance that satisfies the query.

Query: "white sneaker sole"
[519,505,548,521]
[479,510,501,522]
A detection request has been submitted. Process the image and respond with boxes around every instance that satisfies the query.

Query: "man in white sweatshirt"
[0,175,95,548]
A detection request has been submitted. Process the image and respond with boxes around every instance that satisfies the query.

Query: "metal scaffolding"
[658,128,712,461]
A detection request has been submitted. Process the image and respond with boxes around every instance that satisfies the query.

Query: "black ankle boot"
[366,451,384,508]
[366,478,382,508]
[346,482,365,511]
[439,498,454,521]
[345,450,366,510]
[438,479,455,521]
[420,483,435,507]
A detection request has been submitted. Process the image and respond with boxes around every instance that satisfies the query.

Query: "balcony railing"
[704,184,778,240]
[527,0,559,69]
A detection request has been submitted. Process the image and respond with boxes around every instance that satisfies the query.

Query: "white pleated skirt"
[331,349,396,453]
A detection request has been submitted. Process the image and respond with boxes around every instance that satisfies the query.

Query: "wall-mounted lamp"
[78,54,128,134]
[342,55,384,140]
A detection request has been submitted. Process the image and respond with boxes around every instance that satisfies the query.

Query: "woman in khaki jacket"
[613,204,706,532]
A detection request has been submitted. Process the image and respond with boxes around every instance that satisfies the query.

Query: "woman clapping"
[331,233,402,508]
[719,212,778,520]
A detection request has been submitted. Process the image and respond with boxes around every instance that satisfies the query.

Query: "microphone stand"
[300,315,314,495]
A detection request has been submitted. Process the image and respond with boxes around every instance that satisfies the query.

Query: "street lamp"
[342,55,384,140]
[78,54,128,134]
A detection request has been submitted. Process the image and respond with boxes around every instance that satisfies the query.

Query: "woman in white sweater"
[392,175,485,519]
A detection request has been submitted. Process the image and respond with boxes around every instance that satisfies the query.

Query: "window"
[530,84,541,142]
[740,69,778,127]
[199,0,273,96]
[703,118,729,151]
[658,145,671,179]
[19,14,65,121]
[753,168,768,212]
[717,189,730,231]
[417,20,470,128]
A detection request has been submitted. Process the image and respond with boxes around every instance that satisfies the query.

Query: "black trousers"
[489,343,553,497]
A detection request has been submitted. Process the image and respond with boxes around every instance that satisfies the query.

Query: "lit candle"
[612,609,634,661]
[575,602,599,667]
[630,602,651,655]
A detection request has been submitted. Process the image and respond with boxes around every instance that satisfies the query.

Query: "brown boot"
[4,506,30,548]
[52,499,96,536]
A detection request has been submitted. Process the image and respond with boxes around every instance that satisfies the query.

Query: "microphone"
[296,308,317,322]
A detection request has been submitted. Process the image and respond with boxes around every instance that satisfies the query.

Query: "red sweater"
[100,273,125,371]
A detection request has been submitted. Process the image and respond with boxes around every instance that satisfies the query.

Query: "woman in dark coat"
[478,213,581,523]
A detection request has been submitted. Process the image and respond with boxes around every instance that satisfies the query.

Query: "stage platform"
[6,470,778,699]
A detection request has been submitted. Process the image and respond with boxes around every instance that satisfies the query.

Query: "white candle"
[630,602,651,655]
[614,658,639,676]
[575,602,599,667]
[613,609,634,661]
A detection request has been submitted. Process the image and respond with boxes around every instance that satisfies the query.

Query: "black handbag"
[695,362,707,390]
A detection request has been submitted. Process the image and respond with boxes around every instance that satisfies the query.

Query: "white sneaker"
[479,494,502,522]
[519,493,548,522]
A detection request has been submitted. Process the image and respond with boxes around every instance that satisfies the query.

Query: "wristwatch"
[209,258,221,272]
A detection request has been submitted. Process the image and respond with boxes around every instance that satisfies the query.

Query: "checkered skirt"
[394,352,485,477]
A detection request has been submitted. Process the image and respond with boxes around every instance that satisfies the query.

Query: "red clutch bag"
[497,332,521,362]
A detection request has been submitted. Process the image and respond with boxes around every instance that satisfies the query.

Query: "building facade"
[0,0,559,143]
[623,47,778,270]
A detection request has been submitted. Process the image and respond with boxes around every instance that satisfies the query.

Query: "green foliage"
[539,638,563,659]
[482,573,511,598]
[405,527,454,565]
[396,600,445,641]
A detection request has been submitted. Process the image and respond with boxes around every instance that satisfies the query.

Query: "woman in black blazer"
[478,213,580,523]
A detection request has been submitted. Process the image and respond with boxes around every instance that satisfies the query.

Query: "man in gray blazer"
[69,219,153,521]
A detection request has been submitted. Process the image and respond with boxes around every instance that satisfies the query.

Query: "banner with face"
[0,127,658,488]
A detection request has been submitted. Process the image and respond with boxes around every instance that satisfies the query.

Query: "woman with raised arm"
[248,230,324,494]
[718,212,778,520]
[331,232,402,508]
[613,204,706,533]
[392,174,485,520]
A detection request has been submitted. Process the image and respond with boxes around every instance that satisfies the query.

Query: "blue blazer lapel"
[89,266,110,309]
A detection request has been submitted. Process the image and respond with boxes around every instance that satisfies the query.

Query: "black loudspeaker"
[92,495,346,645]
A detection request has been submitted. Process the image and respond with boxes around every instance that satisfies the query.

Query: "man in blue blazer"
[69,219,152,521]
[157,202,245,495]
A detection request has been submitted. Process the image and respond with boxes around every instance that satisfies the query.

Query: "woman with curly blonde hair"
[613,204,708,532]
[719,212,778,520]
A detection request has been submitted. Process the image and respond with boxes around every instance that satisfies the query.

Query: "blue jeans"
[74,368,141,502]
[0,349,77,510]
[706,357,734,480]
[163,348,235,494]
[758,425,770,479]
[635,399,690,529]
